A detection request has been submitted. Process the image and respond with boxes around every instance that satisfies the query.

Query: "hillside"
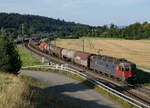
[0,13,90,38]
[0,13,150,39]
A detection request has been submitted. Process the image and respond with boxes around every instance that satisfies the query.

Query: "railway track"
[24,43,150,108]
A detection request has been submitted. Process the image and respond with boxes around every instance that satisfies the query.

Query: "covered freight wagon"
[74,51,96,67]
[61,48,76,61]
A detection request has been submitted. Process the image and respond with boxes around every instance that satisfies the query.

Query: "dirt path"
[20,70,123,108]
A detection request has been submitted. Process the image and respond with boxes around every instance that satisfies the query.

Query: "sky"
[0,0,150,26]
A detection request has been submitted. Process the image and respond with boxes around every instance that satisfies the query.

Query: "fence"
[22,64,149,108]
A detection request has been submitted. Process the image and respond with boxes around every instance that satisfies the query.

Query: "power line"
[22,24,24,46]
[22,24,24,35]
[87,39,103,55]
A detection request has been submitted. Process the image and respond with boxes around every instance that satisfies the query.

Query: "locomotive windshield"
[125,67,130,72]
[120,63,130,72]
[122,67,130,72]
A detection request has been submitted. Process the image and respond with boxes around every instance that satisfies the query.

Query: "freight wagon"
[61,48,76,62]
[28,40,40,51]
[39,43,48,52]
[46,45,63,58]
[74,51,96,68]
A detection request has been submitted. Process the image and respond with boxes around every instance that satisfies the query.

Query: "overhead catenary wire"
[87,39,103,55]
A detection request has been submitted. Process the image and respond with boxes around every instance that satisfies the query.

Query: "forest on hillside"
[0,13,150,40]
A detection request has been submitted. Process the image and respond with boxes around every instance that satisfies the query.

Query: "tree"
[0,29,22,74]
[143,22,150,38]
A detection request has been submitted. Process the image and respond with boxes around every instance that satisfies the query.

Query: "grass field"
[0,72,50,108]
[0,72,81,108]
[0,73,24,108]
[17,45,42,67]
[54,39,150,69]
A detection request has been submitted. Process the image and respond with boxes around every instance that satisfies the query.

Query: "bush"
[0,29,22,74]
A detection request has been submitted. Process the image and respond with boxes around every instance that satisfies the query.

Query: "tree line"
[0,13,150,40]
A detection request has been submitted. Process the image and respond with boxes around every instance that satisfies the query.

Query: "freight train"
[28,40,136,82]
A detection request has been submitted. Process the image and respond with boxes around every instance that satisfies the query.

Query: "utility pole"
[48,35,51,65]
[54,35,56,46]
[82,39,85,52]
[22,24,24,35]
[22,24,24,46]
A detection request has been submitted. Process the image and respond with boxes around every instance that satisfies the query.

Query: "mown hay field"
[55,39,150,68]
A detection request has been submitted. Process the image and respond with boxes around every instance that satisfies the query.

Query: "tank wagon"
[62,49,76,62]
[28,40,136,82]
[46,45,63,58]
